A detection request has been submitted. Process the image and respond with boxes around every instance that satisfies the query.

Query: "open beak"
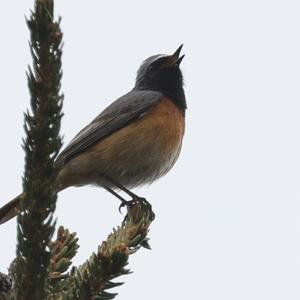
[165,44,185,66]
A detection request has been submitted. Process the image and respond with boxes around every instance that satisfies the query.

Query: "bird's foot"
[119,196,155,221]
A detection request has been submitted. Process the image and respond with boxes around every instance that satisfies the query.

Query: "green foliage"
[15,0,63,299]
[2,202,153,299]
[49,226,80,279]
[43,203,152,300]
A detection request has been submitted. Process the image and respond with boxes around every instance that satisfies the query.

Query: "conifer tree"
[0,1,153,299]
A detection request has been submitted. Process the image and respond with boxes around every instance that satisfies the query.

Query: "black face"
[135,46,186,111]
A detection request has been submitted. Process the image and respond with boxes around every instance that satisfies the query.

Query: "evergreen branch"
[14,0,63,299]
[50,202,153,300]
[48,226,79,295]
[2,1,156,299]
[49,227,79,280]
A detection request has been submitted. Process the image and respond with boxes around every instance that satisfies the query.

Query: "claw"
[124,197,155,221]
[118,200,127,214]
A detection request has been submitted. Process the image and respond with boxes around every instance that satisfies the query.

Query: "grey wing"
[55,89,163,166]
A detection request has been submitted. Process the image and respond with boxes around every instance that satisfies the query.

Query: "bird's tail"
[0,193,24,225]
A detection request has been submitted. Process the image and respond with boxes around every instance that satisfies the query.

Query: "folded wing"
[55,90,163,166]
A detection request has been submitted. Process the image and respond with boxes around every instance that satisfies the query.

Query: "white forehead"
[136,54,169,81]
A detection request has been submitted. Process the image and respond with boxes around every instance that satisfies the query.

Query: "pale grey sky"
[1,1,300,299]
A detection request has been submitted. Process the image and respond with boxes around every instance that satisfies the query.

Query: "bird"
[0,45,186,225]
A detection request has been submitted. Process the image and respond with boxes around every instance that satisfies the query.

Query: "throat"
[136,84,186,112]
[163,86,186,113]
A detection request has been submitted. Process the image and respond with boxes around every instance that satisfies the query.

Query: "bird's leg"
[103,186,128,213]
[104,175,155,220]
[104,175,141,199]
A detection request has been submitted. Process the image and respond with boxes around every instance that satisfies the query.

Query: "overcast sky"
[0,1,300,299]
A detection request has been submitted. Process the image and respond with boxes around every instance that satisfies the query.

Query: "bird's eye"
[148,65,154,72]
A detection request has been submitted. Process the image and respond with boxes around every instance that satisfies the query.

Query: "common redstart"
[0,45,186,224]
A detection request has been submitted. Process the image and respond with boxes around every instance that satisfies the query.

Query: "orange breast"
[58,98,185,189]
[95,97,185,166]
